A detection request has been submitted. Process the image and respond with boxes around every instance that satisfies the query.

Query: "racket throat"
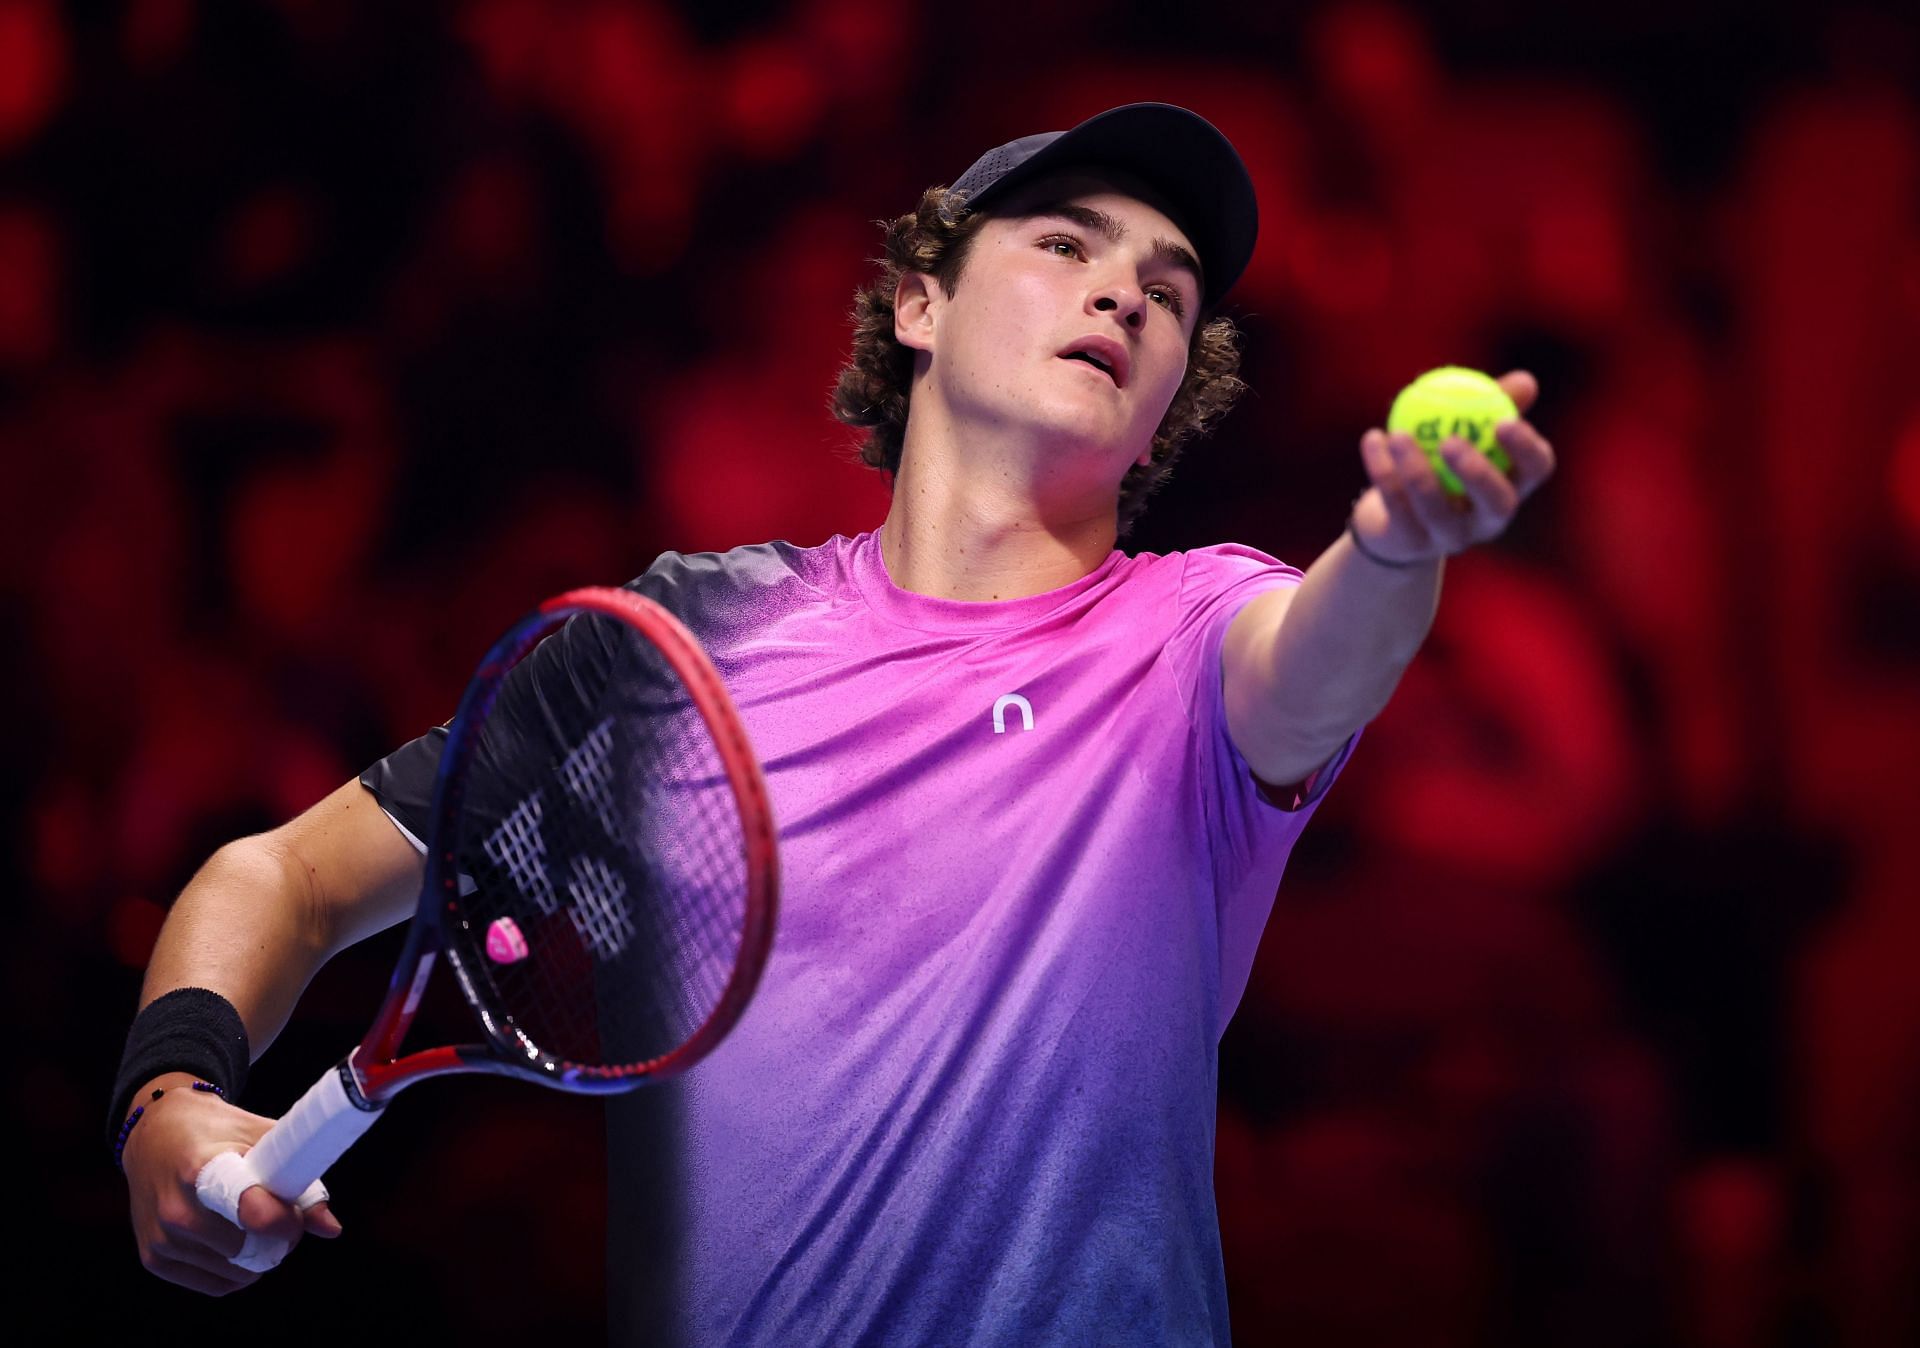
[336,1055,384,1111]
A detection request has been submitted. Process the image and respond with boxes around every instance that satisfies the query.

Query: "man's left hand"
[1348,369,1557,566]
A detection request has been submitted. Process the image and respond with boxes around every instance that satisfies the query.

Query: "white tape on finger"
[194,1150,330,1273]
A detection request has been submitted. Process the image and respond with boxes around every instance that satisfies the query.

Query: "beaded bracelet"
[114,1080,225,1173]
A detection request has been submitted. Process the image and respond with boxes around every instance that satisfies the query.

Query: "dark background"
[9,0,1920,1343]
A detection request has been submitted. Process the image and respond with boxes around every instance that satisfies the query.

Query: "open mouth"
[1061,351,1118,384]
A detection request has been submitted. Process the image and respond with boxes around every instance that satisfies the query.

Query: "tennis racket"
[195,586,778,1271]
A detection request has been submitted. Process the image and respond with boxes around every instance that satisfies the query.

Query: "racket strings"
[447,617,751,1071]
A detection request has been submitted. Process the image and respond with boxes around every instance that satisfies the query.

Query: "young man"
[114,104,1553,1342]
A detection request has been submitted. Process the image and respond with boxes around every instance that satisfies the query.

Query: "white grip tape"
[243,1066,384,1198]
[193,1066,383,1273]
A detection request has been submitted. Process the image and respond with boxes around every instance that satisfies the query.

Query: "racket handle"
[244,1061,386,1198]
[193,1063,380,1273]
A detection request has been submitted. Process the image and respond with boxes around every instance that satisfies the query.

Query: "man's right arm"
[119,778,424,1295]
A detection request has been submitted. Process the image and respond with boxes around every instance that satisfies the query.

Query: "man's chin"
[1026,416,1150,466]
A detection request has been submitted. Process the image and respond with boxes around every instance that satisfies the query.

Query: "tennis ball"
[1386,366,1518,496]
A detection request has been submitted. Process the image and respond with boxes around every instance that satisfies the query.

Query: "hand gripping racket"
[196,587,778,1271]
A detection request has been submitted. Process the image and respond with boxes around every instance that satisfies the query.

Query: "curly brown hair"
[828,185,1248,535]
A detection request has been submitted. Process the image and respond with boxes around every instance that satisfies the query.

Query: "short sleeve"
[1167,545,1359,901]
[359,725,444,846]
[358,565,667,846]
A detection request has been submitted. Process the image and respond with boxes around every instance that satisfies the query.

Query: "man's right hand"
[122,1071,344,1294]
[123,781,420,1291]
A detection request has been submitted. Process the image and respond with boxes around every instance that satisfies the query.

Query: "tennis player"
[114,103,1553,1341]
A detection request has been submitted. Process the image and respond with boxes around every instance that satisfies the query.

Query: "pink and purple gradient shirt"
[365,529,1353,1345]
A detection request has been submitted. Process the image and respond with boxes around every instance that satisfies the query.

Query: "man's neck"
[877,448,1119,603]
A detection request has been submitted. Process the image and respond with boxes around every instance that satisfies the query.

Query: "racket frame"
[342,585,778,1109]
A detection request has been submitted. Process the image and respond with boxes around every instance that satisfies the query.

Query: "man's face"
[899,171,1203,497]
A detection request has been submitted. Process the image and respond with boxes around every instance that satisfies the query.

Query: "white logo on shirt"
[992,693,1034,734]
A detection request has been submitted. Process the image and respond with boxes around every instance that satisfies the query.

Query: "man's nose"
[1092,289,1145,330]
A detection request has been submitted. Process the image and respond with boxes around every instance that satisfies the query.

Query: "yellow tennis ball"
[1386,366,1518,496]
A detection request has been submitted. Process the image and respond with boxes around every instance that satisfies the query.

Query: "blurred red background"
[10,1,1920,1343]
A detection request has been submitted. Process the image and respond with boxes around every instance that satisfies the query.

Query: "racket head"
[366,587,777,1099]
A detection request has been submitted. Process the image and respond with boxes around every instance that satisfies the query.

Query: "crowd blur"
[9,1,1919,1343]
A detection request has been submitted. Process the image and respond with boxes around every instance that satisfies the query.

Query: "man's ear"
[894,271,938,354]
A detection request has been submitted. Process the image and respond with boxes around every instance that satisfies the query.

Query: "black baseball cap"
[948,103,1258,311]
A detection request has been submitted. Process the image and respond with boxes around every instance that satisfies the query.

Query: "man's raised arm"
[1222,371,1556,789]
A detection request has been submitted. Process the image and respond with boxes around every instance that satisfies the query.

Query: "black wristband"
[107,987,250,1158]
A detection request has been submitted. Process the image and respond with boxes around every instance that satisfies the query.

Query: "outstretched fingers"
[1441,436,1520,532]
[1496,368,1539,415]
[1494,415,1556,498]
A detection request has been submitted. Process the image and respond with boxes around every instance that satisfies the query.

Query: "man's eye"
[1149,287,1186,316]
[1042,236,1082,258]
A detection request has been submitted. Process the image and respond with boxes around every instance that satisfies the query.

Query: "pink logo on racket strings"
[486,916,531,964]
